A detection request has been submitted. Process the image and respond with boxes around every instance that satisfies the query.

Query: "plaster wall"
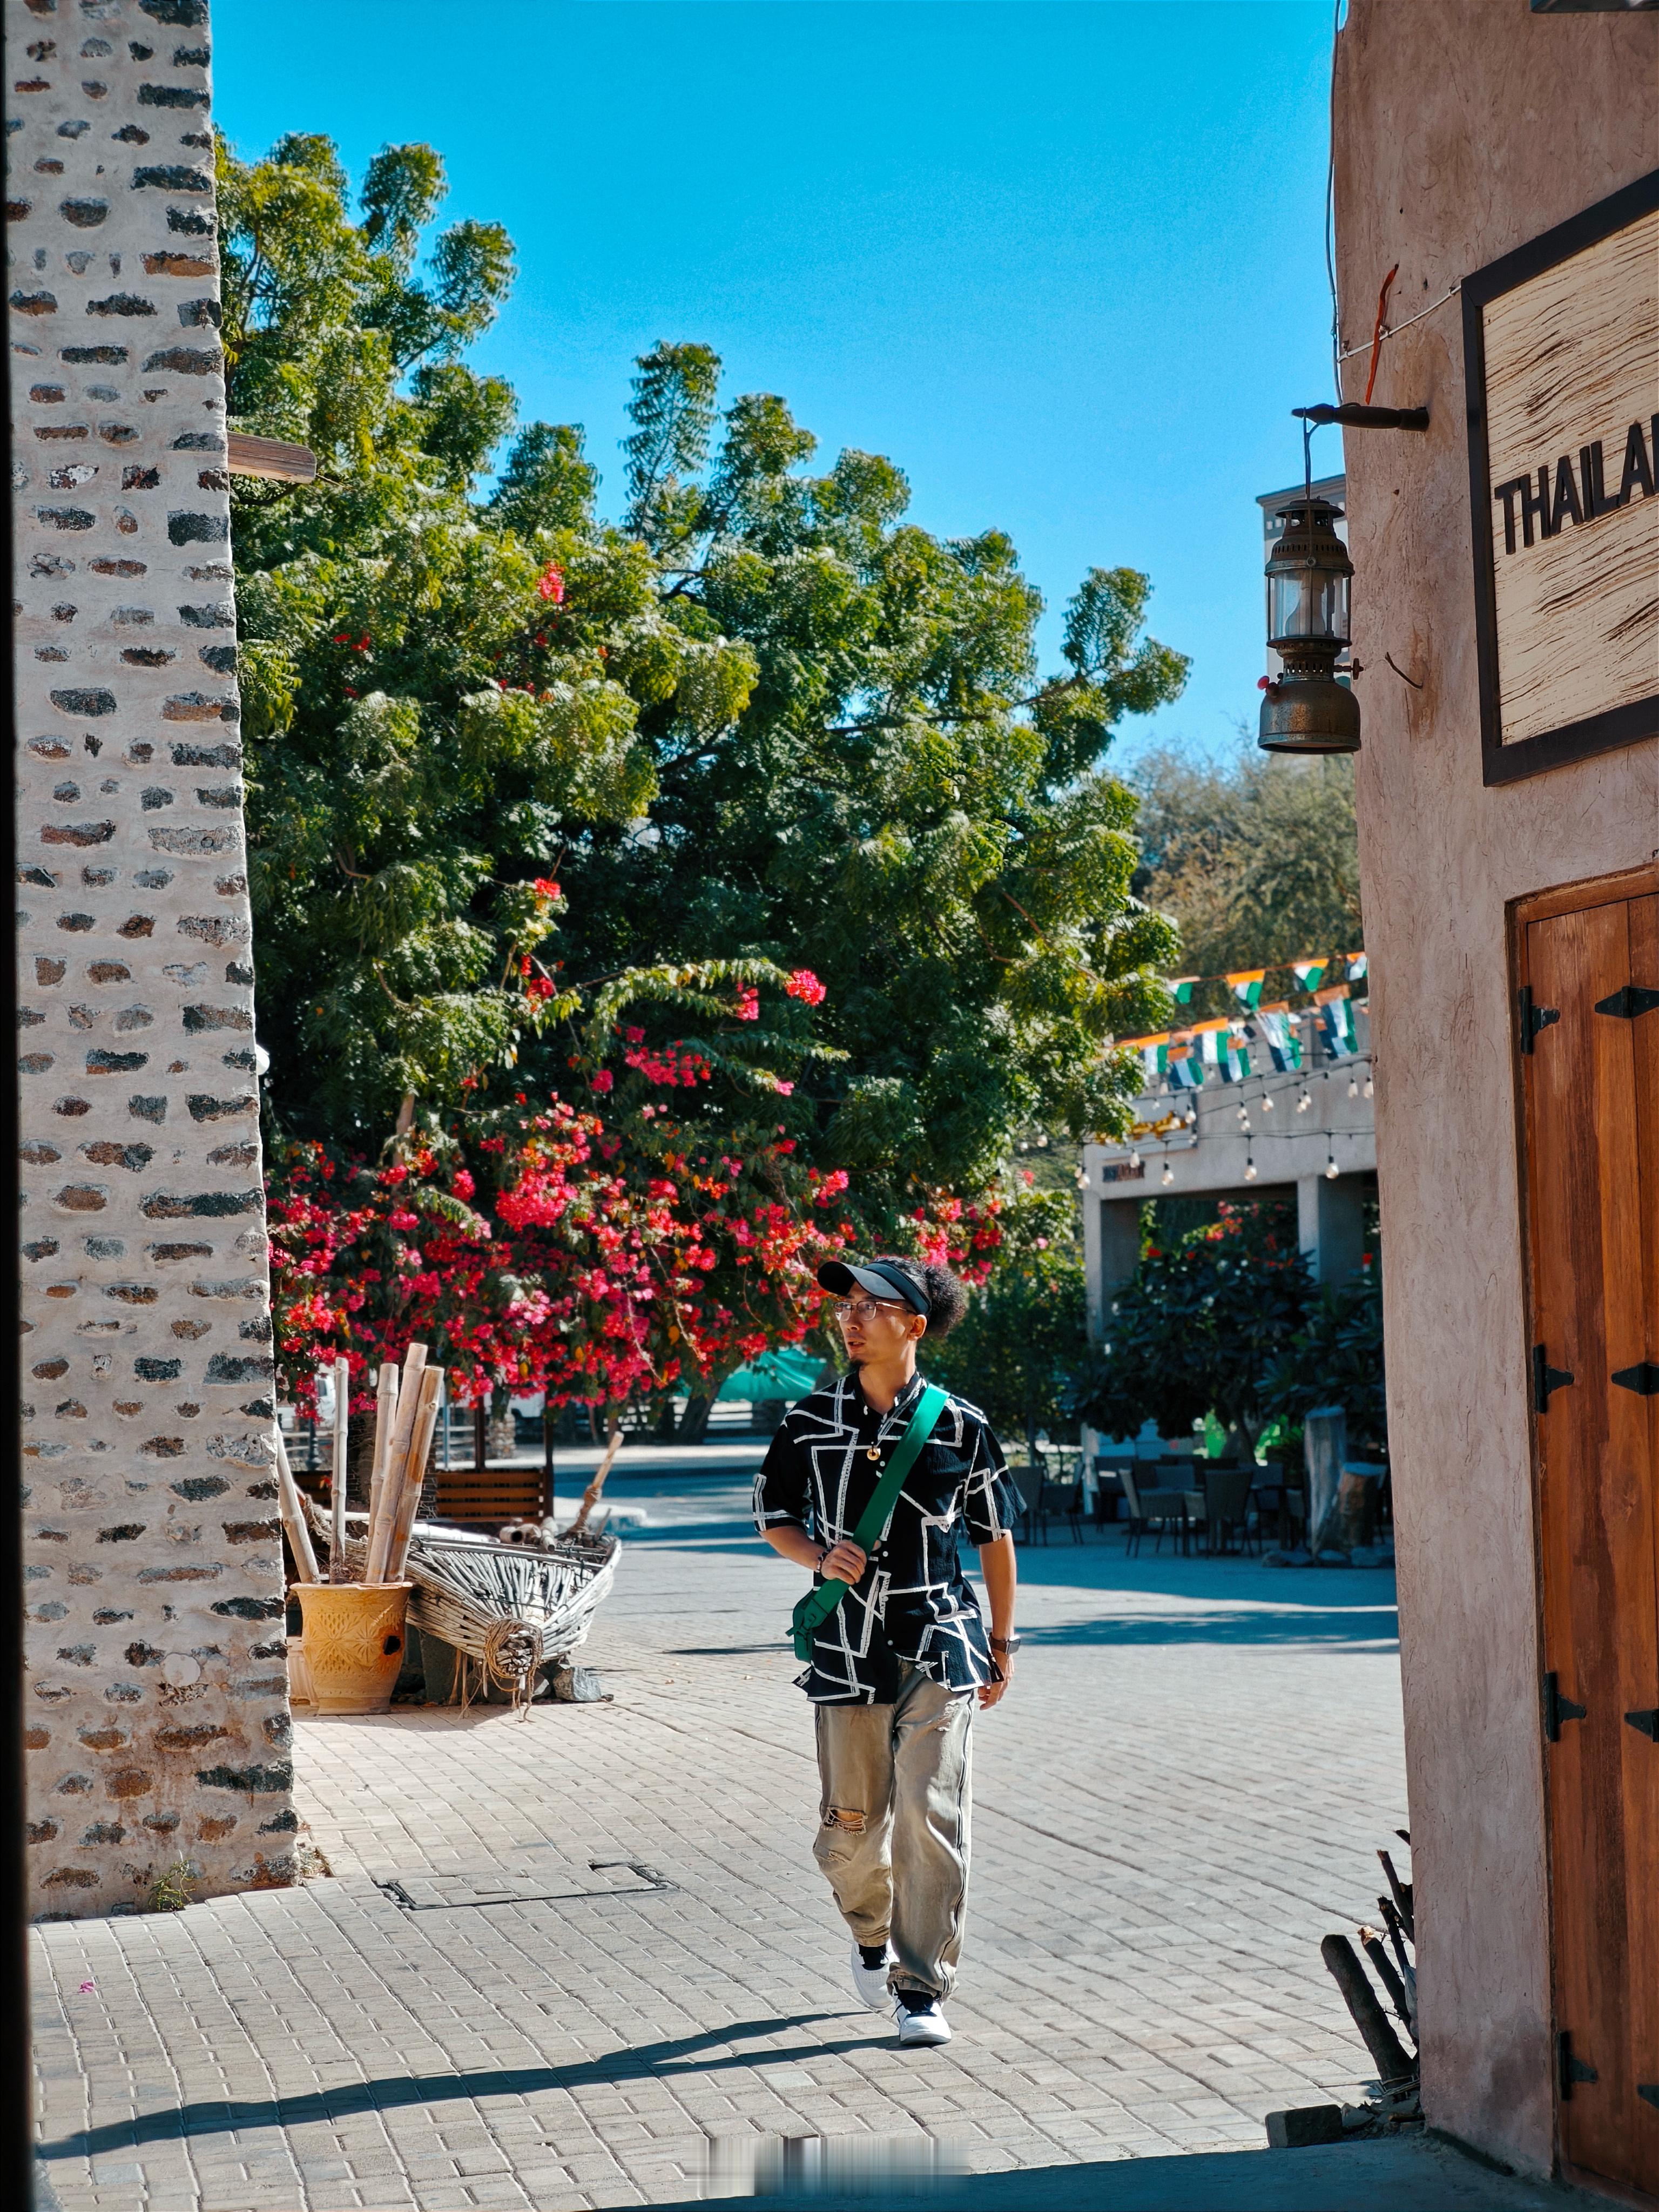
[1332,0,1658,2175]
[9,0,291,1917]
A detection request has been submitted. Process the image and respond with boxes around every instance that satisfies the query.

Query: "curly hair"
[869,1254,969,1340]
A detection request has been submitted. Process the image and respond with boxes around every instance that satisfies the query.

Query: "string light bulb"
[1348,1074,1359,1098]
[1129,1149,1142,1170]
[1296,1087,1311,1113]
[1236,1103,1249,1123]
[1162,1163,1175,1186]
[1183,1104,1197,1127]
[1364,1073,1374,1098]
[1245,1155,1258,1182]
[1325,1152,1339,1179]
[1261,1091,1274,1112]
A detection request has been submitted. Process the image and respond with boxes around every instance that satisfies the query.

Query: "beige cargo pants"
[812,1661,974,1998]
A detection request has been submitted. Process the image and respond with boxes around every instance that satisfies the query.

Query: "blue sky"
[212,2,1339,764]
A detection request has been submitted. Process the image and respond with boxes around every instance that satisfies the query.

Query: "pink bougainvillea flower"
[784,968,827,1006]
[537,563,566,604]
[734,987,759,1022]
[591,1069,615,1093]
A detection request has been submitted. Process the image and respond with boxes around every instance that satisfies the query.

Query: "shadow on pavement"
[1019,1610,1397,1648]
[32,2013,873,2165]
[669,2134,1582,2211]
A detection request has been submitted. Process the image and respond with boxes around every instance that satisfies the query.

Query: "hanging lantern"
[1259,495,1359,754]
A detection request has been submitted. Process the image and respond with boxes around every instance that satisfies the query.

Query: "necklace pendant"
[866,1446,880,1461]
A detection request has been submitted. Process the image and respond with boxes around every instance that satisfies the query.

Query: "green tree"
[927,1190,1087,1447]
[1260,1272,1386,1448]
[1128,736,1362,1024]
[1075,1202,1312,1450]
[225,130,1189,1221]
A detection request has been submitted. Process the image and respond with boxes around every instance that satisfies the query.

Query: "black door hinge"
[1518,986,1560,1052]
[1533,1345,1574,1412]
[1543,1671,1588,1743]
[1611,1362,1659,1397]
[1626,1710,1659,1742]
[1558,2031,1599,2099]
[1593,984,1659,1021]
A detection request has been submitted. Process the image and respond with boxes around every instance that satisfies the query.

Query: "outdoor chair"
[1132,1471,1197,1556]
[1030,1477,1084,1546]
[1202,1463,1257,1556]
[1117,1463,1149,1556]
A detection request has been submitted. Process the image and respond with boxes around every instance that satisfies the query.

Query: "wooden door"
[1519,876,1659,2196]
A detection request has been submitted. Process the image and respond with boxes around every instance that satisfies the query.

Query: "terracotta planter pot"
[294,1583,412,1715]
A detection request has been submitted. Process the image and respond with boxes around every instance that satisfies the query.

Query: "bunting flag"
[1346,950,1368,981]
[1135,1034,1171,1084]
[1291,957,1328,993]
[1227,968,1267,1010]
[1196,1017,1250,1084]
[1316,982,1358,1058]
[1167,1040,1202,1089]
[1250,1004,1303,1073]
[1165,975,1199,1006]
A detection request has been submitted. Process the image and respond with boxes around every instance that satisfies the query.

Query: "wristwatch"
[988,1633,1021,1655]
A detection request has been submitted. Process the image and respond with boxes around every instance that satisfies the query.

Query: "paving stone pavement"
[33,1469,1421,2211]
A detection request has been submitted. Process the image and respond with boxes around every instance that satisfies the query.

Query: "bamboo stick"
[365,1343,427,1583]
[329,1354,350,1581]
[383,1367,443,1584]
[365,1360,400,1566]
[275,1429,321,1583]
[565,1407,624,1535]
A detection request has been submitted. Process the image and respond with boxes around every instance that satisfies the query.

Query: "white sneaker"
[850,1941,894,2011]
[894,1993,952,2047]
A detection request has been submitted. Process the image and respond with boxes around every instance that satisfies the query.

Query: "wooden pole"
[384,1368,443,1584]
[565,1407,624,1534]
[366,1361,399,1560]
[275,1429,321,1583]
[329,1355,350,1581]
[365,1343,427,1583]
[1320,1934,1415,2085]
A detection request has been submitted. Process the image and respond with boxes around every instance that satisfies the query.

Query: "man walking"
[755,1255,1020,2047]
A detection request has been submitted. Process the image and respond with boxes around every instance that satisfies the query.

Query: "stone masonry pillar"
[10,0,292,1917]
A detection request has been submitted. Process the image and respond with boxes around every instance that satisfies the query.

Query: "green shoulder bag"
[790,1382,949,1663]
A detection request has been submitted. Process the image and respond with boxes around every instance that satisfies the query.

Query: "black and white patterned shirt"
[754,1369,1021,1704]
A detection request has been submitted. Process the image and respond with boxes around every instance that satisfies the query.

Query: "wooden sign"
[226,430,317,482]
[1465,172,1658,783]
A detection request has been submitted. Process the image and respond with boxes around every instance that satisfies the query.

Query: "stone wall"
[9,0,292,1917]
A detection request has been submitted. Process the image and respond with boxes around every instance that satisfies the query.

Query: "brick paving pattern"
[33,1473,1410,2209]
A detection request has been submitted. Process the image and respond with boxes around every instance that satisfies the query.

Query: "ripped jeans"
[813,1662,974,1999]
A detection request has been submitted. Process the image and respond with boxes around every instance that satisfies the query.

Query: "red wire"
[1363,265,1399,406]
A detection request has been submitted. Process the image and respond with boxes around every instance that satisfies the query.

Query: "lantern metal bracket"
[1293,403,1431,432]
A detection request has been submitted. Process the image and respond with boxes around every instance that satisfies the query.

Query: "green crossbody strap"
[790,1383,949,1663]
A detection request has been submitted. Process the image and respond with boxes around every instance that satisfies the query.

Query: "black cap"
[817,1258,930,1318]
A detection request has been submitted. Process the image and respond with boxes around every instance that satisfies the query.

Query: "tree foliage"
[225,130,1189,1230]
[1074,1202,1312,1447]
[1129,737,1362,1026]
[927,1190,1087,1446]
[1260,1272,1386,1447]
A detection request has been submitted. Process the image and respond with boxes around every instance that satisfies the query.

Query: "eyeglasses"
[829,1297,910,1325]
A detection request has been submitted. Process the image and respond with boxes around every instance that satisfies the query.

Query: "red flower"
[537,563,566,604]
[784,968,827,1007]
[734,987,759,1022]
[591,1069,614,1094]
